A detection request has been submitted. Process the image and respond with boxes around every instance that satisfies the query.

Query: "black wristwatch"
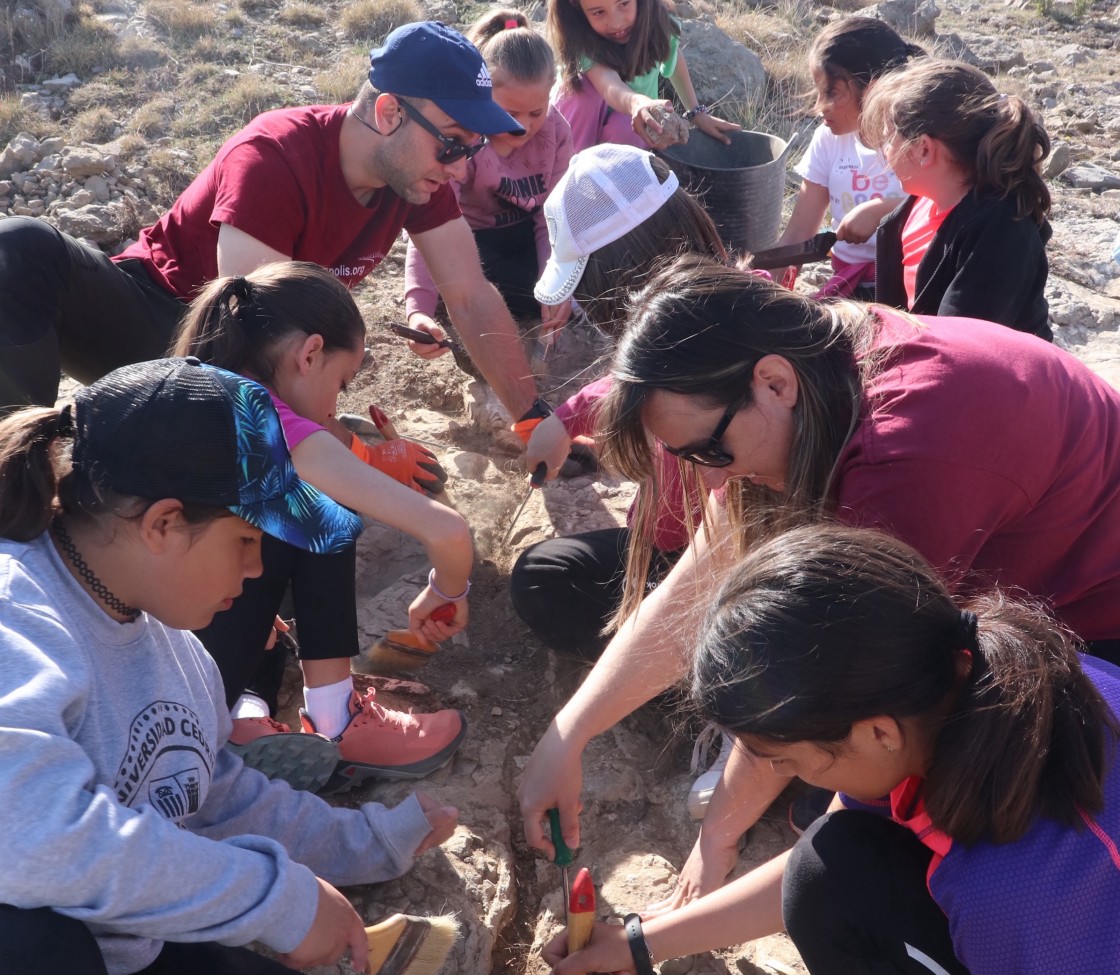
[517,398,553,423]
[624,913,657,975]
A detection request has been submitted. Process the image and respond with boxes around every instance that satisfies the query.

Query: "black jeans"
[0,904,296,974]
[0,217,185,414]
[784,811,969,975]
[472,220,539,320]
[509,527,680,661]
[195,532,359,713]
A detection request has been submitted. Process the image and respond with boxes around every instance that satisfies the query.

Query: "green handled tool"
[547,807,575,928]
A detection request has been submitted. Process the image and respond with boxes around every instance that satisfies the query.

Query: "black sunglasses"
[398,98,487,165]
[662,396,746,468]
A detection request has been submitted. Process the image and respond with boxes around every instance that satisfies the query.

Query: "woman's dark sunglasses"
[398,98,488,164]
[662,397,746,468]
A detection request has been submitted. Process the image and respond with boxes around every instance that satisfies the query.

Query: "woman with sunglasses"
[518,255,1120,911]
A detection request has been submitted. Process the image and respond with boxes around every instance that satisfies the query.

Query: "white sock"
[231,692,270,720]
[304,678,354,739]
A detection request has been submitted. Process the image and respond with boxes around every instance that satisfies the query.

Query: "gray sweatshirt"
[0,534,433,975]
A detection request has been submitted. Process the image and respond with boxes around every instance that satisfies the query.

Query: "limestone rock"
[863,0,940,37]
[938,32,1026,73]
[60,146,117,179]
[678,20,766,110]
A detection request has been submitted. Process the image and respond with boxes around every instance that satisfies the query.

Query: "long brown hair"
[860,59,1051,223]
[692,524,1118,844]
[599,257,882,623]
[548,0,676,90]
[170,261,365,382]
[575,156,726,337]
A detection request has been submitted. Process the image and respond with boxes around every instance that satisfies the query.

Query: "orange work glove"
[512,398,554,445]
[350,435,448,496]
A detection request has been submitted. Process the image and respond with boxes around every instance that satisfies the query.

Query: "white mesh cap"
[534,144,679,306]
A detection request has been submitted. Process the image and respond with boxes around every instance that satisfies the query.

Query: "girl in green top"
[548,0,739,151]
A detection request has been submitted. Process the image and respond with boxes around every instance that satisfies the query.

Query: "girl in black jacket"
[861,59,1052,340]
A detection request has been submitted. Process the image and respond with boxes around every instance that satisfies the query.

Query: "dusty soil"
[10,0,1120,971]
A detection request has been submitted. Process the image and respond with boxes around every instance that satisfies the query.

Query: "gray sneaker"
[227,716,341,793]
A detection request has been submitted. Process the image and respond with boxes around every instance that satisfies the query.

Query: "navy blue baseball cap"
[71,358,363,555]
[368,21,525,136]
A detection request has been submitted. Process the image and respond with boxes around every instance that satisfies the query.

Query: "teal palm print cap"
[72,358,363,554]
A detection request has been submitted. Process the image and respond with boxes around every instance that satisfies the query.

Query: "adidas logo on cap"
[476,64,492,88]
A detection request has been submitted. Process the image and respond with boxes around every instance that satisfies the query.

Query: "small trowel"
[749,231,838,271]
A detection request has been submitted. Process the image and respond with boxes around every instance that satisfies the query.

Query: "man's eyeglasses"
[662,396,746,468]
[398,98,487,165]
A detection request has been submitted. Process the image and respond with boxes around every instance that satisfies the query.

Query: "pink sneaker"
[227,716,340,794]
[301,690,466,795]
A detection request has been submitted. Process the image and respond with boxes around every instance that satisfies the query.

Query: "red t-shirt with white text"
[116,104,460,298]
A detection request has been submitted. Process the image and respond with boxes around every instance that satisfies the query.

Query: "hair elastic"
[56,403,74,438]
[504,17,520,28]
[428,567,471,602]
[958,610,979,653]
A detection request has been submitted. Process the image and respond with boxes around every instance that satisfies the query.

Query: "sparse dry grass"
[312,50,368,104]
[277,2,327,27]
[145,0,218,43]
[339,0,424,44]
[130,96,177,139]
[71,104,117,142]
[42,16,119,77]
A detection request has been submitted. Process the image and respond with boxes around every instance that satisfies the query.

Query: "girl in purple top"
[405,9,575,340]
[544,524,1120,975]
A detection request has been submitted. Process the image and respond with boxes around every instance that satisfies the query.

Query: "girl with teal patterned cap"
[0,357,458,975]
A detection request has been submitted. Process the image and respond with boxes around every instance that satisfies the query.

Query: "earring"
[885,744,896,752]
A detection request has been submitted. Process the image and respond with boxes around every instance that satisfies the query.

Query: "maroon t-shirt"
[835,309,1120,641]
[116,104,460,298]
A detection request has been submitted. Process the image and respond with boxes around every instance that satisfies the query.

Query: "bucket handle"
[777,127,806,167]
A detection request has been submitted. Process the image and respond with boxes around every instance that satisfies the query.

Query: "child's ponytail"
[859,59,1051,224]
[0,407,69,541]
[809,16,925,96]
[975,93,1051,223]
[170,261,365,380]
[924,592,1115,844]
[468,8,555,84]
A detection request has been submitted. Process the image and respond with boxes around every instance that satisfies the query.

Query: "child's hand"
[414,791,460,854]
[836,200,884,244]
[632,98,686,148]
[540,300,572,333]
[280,877,368,973]
[409,585,467,644]
[352,436,449,497]
[691,111,741,146]
[541,920,636,975]
[527,413,573,481]
[406,314,449,361]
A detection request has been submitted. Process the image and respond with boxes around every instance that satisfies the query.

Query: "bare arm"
[545,852,788,975]
[665,51,740,145]
[648,743,790,914]
[291,431,473,637]
[518,522,717,854]
[216,223,291,277]
[410,217,537,418]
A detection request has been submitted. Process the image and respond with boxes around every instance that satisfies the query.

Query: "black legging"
[0,217,184,414]
[784,810,969,975]
[0,904,296,974]
[509,527,680,662]
[195,532,359,713]
[472,220,539,320]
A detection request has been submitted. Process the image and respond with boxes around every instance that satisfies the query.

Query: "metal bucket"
[659,129,799,256]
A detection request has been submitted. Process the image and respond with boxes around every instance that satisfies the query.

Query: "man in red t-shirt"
[0,22,539,421]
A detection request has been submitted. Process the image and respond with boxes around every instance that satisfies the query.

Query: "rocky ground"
[3,0,1120,972]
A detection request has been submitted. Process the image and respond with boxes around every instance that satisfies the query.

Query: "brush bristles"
[366,913,458,975]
